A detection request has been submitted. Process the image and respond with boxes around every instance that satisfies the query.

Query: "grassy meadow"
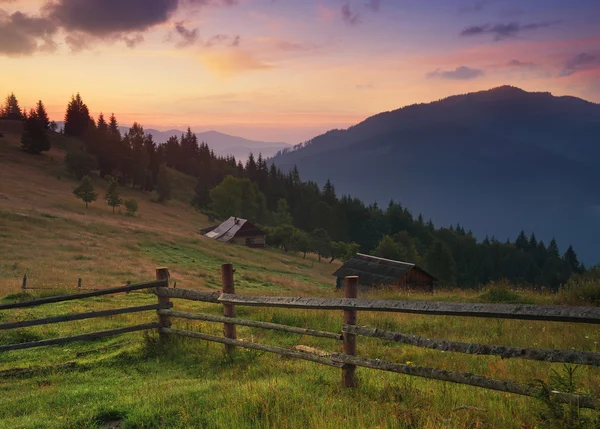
[1,121,599,428]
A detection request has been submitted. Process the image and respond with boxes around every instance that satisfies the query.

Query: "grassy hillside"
[0,121,599,428]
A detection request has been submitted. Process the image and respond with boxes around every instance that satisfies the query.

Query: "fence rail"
[0,277,169,352]
[158,310,342,340]
[0,323,159,353]
[0,279,167,311]
[217,294,600,324]
[343,325,600,366]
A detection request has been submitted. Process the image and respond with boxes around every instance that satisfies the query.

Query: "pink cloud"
[316,4,336,23]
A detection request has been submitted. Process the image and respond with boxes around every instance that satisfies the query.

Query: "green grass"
[1,287,600,428]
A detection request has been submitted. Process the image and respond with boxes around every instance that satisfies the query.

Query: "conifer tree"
[156,166,172,202]
[0,93,24,120]
[21,109,50,154]
[322,179,337,205]
[563,245,583,274]
[515,230,529,250]
[35,100,50,129]
[424,240,457,285]
[64,93,91,138]
[73,176,98,209]
[97,113,108,133]
[104,176,122,213]
[108,113,120,138]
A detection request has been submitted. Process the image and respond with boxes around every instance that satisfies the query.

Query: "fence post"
[22,274,27,290]
[343,276,359,387]
[77,278,82,290]
[222,263,236,356]
[155,267,171,337]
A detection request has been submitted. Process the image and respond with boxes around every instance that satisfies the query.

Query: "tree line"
[1,92,587,289]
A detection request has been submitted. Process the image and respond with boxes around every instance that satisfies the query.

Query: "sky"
[1,0,599,143]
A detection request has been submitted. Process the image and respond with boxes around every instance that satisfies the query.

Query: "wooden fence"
[156,264,600,410]
[1,264,599,410]
[0,279,169,352]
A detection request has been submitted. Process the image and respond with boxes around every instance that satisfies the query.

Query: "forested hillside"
[0,91,589,289]
[271,86,600,267]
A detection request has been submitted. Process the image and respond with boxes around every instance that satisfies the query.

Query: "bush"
[557,280,600,306]
[478,283,524,304]
[124,198,138,216]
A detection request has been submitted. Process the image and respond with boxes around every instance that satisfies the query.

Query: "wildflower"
[406,361,413,365]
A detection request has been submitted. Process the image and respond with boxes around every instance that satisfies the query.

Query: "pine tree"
[97,113,108,133]
[64,93,91,138]
[548,238,560,258]
[563,245,582,274]
[0,93,24,120]
[424,240,457,285]
[515,230,529,250]
[156,166,172,202]
[73,176,98,209]
[21,109,51,154]
[108,113,120,138]
[35,100,50,129]
[104,176,122,213]
[322,179,337,205]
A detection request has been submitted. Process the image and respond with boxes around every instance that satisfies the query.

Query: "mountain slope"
[272,86,600,264]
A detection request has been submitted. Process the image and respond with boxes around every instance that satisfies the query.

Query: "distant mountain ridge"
[272,86,600,264]
[56,122,291,161]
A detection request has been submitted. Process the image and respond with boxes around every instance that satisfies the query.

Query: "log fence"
[1,264,599,411]
[155,264,600,410]
[0,278,168,353]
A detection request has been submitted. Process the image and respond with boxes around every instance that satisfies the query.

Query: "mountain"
[56,122,291,161]
[271,86,600,264]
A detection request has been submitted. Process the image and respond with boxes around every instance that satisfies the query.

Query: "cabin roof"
[332,253,437,285]
[204,217,265,243]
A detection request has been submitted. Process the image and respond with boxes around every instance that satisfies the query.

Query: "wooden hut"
[202,217,266,248]
[332,253,437,292]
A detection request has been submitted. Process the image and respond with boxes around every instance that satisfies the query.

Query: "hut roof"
[332,253,437,286]
[204,217,264,243]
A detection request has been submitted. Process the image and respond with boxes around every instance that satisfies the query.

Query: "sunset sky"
[1,0,599,143]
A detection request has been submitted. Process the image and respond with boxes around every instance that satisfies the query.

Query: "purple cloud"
[560,53,600,77]
[341,1,360,25]
[460,21,559,41]
[427,66,485,80]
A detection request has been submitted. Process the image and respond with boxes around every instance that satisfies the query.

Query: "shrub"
[124,198,138,216]
[556,280,600,306]
[478,282,524,304]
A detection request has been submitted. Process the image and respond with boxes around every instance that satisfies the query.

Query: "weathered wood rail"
[155,264,600,410]
[0,278,168,352]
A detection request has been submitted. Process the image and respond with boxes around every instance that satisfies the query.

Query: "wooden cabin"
[333,253,437,292]
[202,217,266,248]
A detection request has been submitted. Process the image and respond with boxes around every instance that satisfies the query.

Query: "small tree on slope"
[104,176,122,213]
[73,176,98,209]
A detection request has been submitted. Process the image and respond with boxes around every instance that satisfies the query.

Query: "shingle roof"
[204,217,264,243]
[332,253,431,286]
